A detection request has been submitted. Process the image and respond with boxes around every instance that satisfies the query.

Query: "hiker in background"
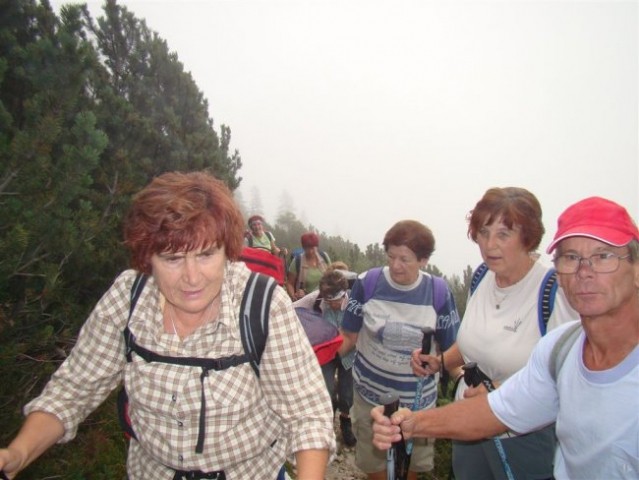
[286,232,330,300]
[244,214,284,256]
[410,187,579,480]
[372,196,639,480]
[340,220,460,480]
[0,172,334,480]
[294,265,358,447]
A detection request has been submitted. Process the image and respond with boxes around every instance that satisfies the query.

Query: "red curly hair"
[123,171,244,274]
[467,187,544,252]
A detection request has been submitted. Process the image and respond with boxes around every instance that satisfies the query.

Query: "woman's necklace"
[169,307,180,337]
[491,286,510,310]
[168,288,222,339]
[492,257,536,309]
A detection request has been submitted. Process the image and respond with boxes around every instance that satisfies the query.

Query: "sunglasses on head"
[324,289,347,301]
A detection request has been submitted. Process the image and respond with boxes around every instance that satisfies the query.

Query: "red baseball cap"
[546,197,639,253]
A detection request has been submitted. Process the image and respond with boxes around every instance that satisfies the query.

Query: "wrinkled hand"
[370,406,416,451]
[294,289,306,300]
[410,349,440,377]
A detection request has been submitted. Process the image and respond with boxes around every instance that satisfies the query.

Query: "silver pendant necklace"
[492,285,509,310]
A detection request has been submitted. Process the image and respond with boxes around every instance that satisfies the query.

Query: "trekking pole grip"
[420,327,435,367]
[381,392,400,419]
[462,362,495,392]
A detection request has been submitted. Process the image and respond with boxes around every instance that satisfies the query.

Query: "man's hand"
[370,405,416,450]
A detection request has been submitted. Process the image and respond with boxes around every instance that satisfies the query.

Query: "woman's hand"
[410,349,440,377]
[0,446,26,479]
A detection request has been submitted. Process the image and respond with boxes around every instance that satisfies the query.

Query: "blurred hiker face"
[250,220,264,235]
[386,244,428,285]
[151,244,226,318]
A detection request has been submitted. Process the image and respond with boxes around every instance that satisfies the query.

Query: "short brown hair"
[467,187,544,252]
[383,220,435,260]
[319,270,349,298]
[123,171,244,274]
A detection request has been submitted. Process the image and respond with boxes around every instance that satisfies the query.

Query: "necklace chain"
[167,288,222,338]
[169,306,180,337]
[492,285,509,310]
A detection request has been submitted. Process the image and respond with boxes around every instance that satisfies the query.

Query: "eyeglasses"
[553,252,631,274]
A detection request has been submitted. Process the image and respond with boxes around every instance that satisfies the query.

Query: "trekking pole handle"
[462,362,496,392]
[420,327,435,368]
[380,392,400,418]
[380,392,400,480]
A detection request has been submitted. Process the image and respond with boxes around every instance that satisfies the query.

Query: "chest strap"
[124,327,250,453]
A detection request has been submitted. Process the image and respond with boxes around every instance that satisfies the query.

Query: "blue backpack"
[469,262,558,336]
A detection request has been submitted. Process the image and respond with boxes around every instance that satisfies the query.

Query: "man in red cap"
[370,196,639,480]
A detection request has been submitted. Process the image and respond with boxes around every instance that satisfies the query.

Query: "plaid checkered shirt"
[25,262,336,479]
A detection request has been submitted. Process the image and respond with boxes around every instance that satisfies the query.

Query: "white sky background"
[54,0,639,276]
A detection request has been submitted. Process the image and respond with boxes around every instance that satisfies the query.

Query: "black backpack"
[117,271,276,454]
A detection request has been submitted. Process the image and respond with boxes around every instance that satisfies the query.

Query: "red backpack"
[239,247,286,285]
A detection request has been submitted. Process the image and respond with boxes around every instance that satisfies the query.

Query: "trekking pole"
[379,392,410,480]
[462,362,515,480]
[406,327,435,455]
[380,393,399,480]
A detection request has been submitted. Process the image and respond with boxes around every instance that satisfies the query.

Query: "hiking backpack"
[118,271,276,454]
[469,262,558,336]
[239,246,286,285]
[289,250,331,289]
[246,230,276,250]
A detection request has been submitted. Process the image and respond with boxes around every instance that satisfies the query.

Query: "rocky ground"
[325,442,367,480]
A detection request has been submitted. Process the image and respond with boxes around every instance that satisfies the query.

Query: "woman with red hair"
[0,172,334,480]
[286,232,331,300]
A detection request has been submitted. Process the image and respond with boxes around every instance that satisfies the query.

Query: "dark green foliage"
[0,0,241,476]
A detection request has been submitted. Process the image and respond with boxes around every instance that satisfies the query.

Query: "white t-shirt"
[457,262,578,388]
[489,321,639,480]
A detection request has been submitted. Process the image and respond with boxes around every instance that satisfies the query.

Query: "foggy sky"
[53,0,638,276]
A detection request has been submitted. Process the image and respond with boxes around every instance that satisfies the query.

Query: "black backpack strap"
[119,272,148,440]
[120,271,276,453]
[196,272,274,453]
[469,263,489,296]
[124,273,148,361]
[537,268,558,336]
[239,272,277,377]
